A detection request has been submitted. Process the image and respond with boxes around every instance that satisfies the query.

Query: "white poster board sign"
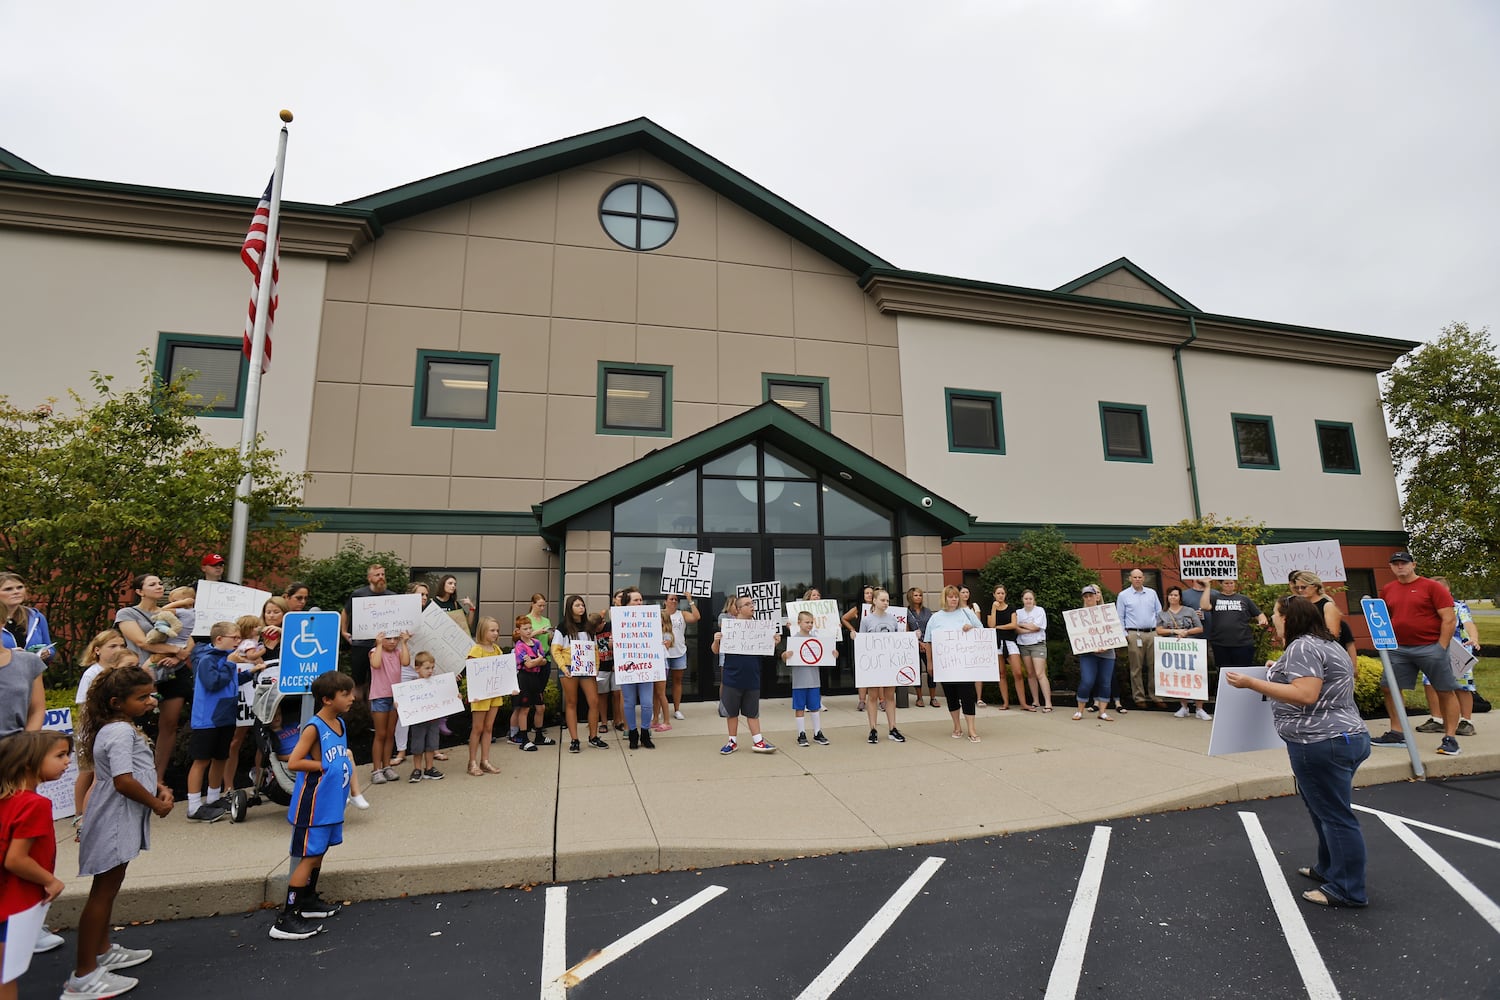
[1062,604,1128,654]
[465,654,519,703]
[720,618,779,656]
[661,548,715,598]
[1207,666,1284,756]
[193,581,272,634]
[785,599,841,637]
[932,628,1000,683]
[862,604,910,630]
[1255,540,1347,584]
[1154,637,1209,700]
[736,581,784,622]
[787,634,835,667]
[569,640,598,677]
[409,600,475,674]
[1178,544,1239,581]
[610,605,668,684]
[351,593,424,640]
[854,632,921,687]
[236,661,276,728]
[393,672,466,726]
[2,900,50,982]
[38,707,77,820]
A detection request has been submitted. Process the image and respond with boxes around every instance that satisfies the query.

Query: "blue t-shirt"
[287,715,353,829]
[722,652,761,690]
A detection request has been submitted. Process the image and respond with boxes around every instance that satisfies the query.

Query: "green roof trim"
[1054,256,1199,310]
[343,117,891,276]
[861,266,1421,353]
[957,522,1408,547]
[535,401,972,541]
[0,146,45,173]
[284,508,540,536]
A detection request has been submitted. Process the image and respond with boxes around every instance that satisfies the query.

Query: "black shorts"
[188,724,235,762]
[155,667,193,702]
[516,669,548,708]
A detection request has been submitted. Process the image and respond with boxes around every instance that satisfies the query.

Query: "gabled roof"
[343,118,893,276]
[534,402,972,542]
[1054,256,1198,310]
[0,147,45,173]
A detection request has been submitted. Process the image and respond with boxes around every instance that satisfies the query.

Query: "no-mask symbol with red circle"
[798,639,823,664]
[897,666,917,684]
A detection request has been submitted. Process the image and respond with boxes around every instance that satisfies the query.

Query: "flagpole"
[228,110,292,585]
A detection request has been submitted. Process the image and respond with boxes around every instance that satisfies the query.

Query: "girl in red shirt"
[0,730,73,998]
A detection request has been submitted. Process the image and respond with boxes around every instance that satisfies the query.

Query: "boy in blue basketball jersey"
[271,670,362,941]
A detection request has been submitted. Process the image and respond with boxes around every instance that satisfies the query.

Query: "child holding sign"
[710,595,777,755]
[511,618,555,753]
[858,589,907,744]
[466,618,506,776]
[783,610,834,746]
[367,631,411,786]
[405,653,444,783]
[551,597,604,754]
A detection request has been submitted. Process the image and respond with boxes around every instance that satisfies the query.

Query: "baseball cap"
[1388,551,1414,564]
[202,553,226,567]
[1081,584,1101,595]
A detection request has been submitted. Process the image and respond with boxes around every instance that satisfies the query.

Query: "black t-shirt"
[344,585,384,650]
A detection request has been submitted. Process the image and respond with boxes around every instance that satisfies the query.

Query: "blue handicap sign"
[280,612,341,694]
[1360,597,1398,650]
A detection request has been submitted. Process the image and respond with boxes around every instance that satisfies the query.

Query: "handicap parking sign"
[280,611,341,694]
[1360,597,1398,650]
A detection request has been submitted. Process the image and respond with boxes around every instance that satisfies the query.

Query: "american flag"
[241,177,279,372]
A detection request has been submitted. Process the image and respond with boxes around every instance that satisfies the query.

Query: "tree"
[289,539,411,618]
[0,357,310,683]
[1382,322,1500,595]
[979,525,1104,620]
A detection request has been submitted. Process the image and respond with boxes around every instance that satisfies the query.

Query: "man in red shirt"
[1373,551,1461,755]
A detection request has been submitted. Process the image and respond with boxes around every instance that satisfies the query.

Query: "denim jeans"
[1077,654,1114,704]
[1285,731,1372,905]
[622,682,653,731]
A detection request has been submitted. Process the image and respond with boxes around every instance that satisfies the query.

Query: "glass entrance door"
[697,538,821,698]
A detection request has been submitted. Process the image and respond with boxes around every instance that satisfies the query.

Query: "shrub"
[1353,654,1389,717]
[289,539,411,615]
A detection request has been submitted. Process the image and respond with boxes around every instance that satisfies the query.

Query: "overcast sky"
[3,0,1495,344]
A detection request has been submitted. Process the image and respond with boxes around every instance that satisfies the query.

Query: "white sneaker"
[673,710,684,720]
[1174,706,1191,718]
[35,929,64,953]
[61,969,138,998]
[1196,707,1213,721]
[96,942,152,971]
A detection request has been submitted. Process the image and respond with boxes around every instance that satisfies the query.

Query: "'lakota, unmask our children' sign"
[610,605,667,683]
[661,548,715,598]
[392,672,466,727]
[736,581,783,622]
[1178,544,1238,581]
[1154,636,1209,700]
[1254,540,1346,584]
[1061,604,1127,655]
[719,618,779,656]
[931,629,1000,683]
[854,632,921,687]
[351,592,423,640]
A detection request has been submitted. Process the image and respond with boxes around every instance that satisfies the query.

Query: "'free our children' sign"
[1178,544,1239,580]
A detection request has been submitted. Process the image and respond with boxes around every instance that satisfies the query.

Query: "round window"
[599,181,677,251]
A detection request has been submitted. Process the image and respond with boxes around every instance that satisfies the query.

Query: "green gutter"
[1174,316,1202,519]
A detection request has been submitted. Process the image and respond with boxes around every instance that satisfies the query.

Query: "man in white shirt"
[1116,569,1163,708]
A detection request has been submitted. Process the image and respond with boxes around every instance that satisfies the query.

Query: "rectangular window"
[155,333,247,417]
[1231,413,1279,469]
[1119,569,1162,598]
[1343,568,1377,606]
[598,362,672,436]
[945,389,1005,454]
[1315,420,1360,474]
[762,374,829,428]
[412,350,499,429]
[1099,402,1152,463]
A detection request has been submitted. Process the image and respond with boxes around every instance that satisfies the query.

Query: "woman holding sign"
[1156,587,1209,721]
[1072,585,1117,722]
[858,589,907,744]
[113,573,193,783]
[1225,598,1371,908]
[552,596,605,754]
[925,586,983,741]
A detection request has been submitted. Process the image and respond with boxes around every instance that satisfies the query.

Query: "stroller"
[225,666,300,823]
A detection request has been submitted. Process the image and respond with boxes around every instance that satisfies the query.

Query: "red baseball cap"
[202,553,225,567]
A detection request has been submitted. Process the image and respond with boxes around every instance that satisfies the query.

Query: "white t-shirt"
[1015,606,1047,645]
[663,611,686,657]
[76,663,104,704]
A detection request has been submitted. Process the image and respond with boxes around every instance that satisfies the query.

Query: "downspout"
[1173,316,1203,519]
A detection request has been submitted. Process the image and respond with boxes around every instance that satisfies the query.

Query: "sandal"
[1025,705,1039,713]
[480,760,502,774]
[915,698,925,707]
[930,700,941,709]
[857,700,866,712]
[468,761,483,776]
[389,753,407,768]
[967,734,981,743]
[1041,707,1054,713]
[1099,712,1114,722]
[1302,889,1362,908]
[1113,704,1128,714]
[433,752,449,761]
[1072,711,1084,720]
[999,704,1010,711]
[1297,866,1325,882]
[951,730,963,739]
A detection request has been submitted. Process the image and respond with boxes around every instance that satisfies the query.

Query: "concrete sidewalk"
[48,696,1497,926]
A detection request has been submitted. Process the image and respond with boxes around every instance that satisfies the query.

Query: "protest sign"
[788,634,835,667]
[861,604,909,630]
[853,632,921,687]
[785,599,841,637]
[236,661,276,728]
[720,618,779,656]
[932,628,1000,683]
[2,900,50,983]
[1207,666,1283,756]
[1062,604,1128,654]
[38,707,77,820]
[736,581,784,622]
[570,640,598,677]
[661,548,715,598]
[465,654,519,703]
[1179,544,1238,581]
[409,600,476,674]
[193,581,272,635]
[1254,540,1346,584]
[1450,641,1479,676]
[1154,637,1209,700]
[351,592,424,640]
[393,672,466,727]
[611,605,667,683]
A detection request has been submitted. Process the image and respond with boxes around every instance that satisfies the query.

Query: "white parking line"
[1043,825,1111,1000]
[559,884,728,987]
[1352,804,1500,851]
[540,886,568,1000]
[793,856,946,1000]
[1239,812,1341,1000]
[1375,813,1500,936]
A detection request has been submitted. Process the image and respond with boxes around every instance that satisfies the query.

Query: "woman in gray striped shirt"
[1226,597,1371,908]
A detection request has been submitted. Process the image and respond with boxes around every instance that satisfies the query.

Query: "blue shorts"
[369,697,395,713]
[290,823,343,858]
[667,655,687,672]
[791,687,822,712]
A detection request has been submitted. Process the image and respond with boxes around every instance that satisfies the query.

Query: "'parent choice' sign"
[351,593,423,640]
[1255,540,1346,584]
[854,632,920,687]
[610,605,667,683]
[1179,544,1238,581]
[661,549,715,598]
[193,581,272,635]
[1154,637,1208,700]
[1062,604,1127,654]
[736,581,783,622]
[719,618,778,656]
[932,628,1000,683]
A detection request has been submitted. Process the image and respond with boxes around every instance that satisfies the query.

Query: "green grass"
[1400,656,1496,713]
[1467,614,1500,648]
